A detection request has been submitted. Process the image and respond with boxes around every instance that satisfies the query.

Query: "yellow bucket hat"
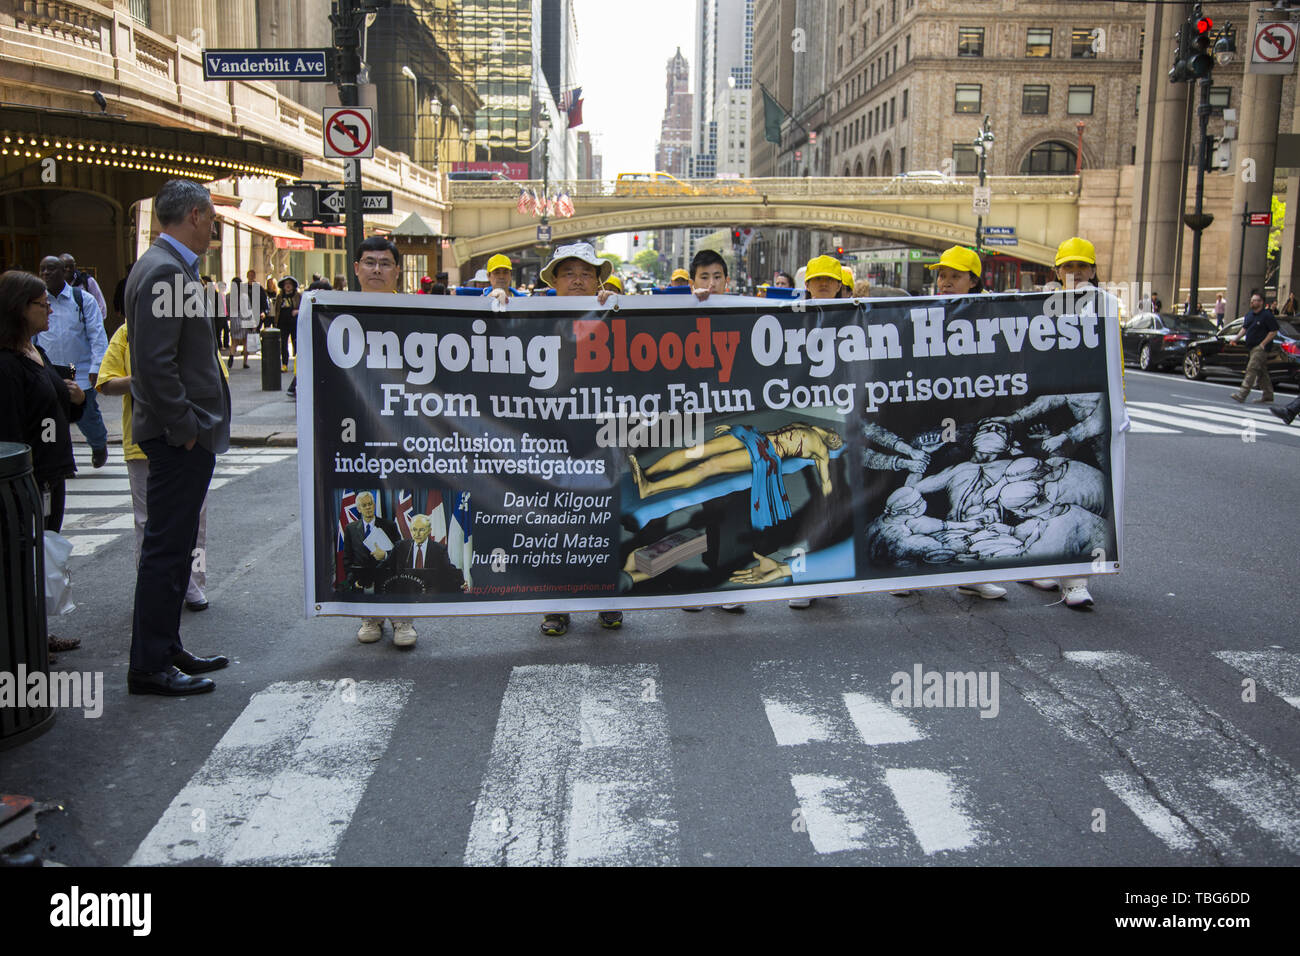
[804,255,844,283]
[926,245,982,275]
[486,253,513,272]
[604,275,624,293]
[1054,236,1096,267]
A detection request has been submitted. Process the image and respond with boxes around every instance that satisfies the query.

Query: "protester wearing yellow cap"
[669,268,691,287]
[927,245,983,295]
[1020,235,1100,611]
[1053,236,1097,289]
[603,274,624,294]
[804,254,846,299]
[840,266,856,296]
[484,254,516,297]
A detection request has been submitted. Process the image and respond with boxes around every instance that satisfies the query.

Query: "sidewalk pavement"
[81,348,299,451]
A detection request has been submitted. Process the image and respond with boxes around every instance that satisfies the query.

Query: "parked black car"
[1183,316,1300,384]
[1121,312,1218,371]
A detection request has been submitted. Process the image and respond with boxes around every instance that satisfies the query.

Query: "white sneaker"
[356,617,383,644]
[1027,578,1059,591]
[957,582,1007,600]
[1063,584,1094,609]
[890,589,916,597]
[391,619,418,647]
[721,603,745,613]
[787,598,812,609]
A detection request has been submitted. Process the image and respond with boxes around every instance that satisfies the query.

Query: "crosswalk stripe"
[843,692,925,745]
[64,478,132,492]
[1129,402,1299,435]
[789,774,880,853]
[882,768,978,855]
[128,680,411,866]
[60,513,135,532]
[1214,650,1300,710]
[65,534,121,556]
[1124,408,1241,434]
[1018,650,1300,857]
[1128,421,1179,434]
[1178,402,1286,423]
[464,664,679,867]
[1101,771,1198,851]
[63,495,130,509]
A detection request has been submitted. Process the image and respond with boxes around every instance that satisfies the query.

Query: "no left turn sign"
[1251,22,1298,74]
[323,107,374,159]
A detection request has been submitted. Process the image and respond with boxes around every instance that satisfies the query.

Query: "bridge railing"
[448,175,1080,202]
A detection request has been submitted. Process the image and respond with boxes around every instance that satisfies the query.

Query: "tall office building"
[656,48,694,177]
[691,0,753,179]
[461,0,539,166]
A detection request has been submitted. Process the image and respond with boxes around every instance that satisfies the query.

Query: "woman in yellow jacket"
[96,320,227,611]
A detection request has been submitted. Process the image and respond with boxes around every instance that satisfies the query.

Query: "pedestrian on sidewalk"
[35,254,110,468]
[225,276,254,368]
[271,276,300,373]
[96,319,219,611]
[1230,291,1278,405]
[59,253,109,322]
[0,269,88,658]
[123,179,231,697]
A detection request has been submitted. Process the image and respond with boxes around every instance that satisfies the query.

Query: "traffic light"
[1168,20,1191,83]
[732,229,742,243]
[1189,16,1214,78]
[836,245,844,257]
[633,233,639,247]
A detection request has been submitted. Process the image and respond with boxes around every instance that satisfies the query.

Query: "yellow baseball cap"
[604,275,624,293]
[840,266,855,288]
[1054,236,1096,267]
[486,253,513,272]
[670,268,690,282]
[804,255,843,282]
[926,245,982,275]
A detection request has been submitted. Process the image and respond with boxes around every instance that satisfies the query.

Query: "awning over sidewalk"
[215,204,314,250]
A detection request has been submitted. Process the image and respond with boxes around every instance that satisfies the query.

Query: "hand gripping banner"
[297,289,1126,617]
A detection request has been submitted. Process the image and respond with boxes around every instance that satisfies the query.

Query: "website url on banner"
[473,582,618,595]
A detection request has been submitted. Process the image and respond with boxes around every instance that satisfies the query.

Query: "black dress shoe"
[91,446,108,468]
[185,599,210,612]
[171,650,229,674]
[128,666,215,696]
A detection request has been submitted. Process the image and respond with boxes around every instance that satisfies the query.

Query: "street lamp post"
[972,114,994,251]
[538,111,552,255]
[429,94,442,171]
[400,65,418,159]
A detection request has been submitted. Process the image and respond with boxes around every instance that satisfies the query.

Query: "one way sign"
[317,189,393,215]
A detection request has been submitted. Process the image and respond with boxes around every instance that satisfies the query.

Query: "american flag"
[555,191,575,218]
[530,188,545,216]
[559,87,581,112]
[516,187,531,215]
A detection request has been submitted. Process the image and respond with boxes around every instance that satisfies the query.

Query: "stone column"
[1129,1,1193,310]
[1226,6,1284,319]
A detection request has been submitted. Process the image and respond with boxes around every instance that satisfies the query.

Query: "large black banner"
[297,289,1126,617]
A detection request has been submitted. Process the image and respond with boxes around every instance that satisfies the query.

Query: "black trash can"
[0,442,54,750]
[260,327,282,391]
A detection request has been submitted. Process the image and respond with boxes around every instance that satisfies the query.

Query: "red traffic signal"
[633,233,639,246]
[1195,16,1213,34]
[836,246,844,256]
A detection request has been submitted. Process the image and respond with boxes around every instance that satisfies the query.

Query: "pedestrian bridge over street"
[445,176,1083,267]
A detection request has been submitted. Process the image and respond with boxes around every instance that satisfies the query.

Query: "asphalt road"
[3,370,1298,868]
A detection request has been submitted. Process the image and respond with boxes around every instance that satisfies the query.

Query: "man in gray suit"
[124,179,231,696]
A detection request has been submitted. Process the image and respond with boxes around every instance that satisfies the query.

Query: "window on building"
[959,27,984,57]
[953,144,978,175]
[899,146,906,173]
[902,89,908,118]
[1208,86,1230,109]
[129,0,150,25]
[1135,84,1141,115]
[906,35,911,61]
[1138,29,1145,59]
[838,46,843,69]
[1020,141,1077,175]
[851,36,855,58]
[1071,27,1097,58]
[1026,27,1052,58]
[892,45,897,72]
[955,84,982,114]
[1022,84,1049,115]
[1067,85,1094,115]
[877,8,882,32]
[838,5,844,31]
[890,97,895,126]
[870,64,875,86]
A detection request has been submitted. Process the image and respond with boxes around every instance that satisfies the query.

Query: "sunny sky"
[572,0,698,258]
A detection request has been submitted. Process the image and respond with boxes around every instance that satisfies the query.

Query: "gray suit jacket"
[124,237,230,453]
